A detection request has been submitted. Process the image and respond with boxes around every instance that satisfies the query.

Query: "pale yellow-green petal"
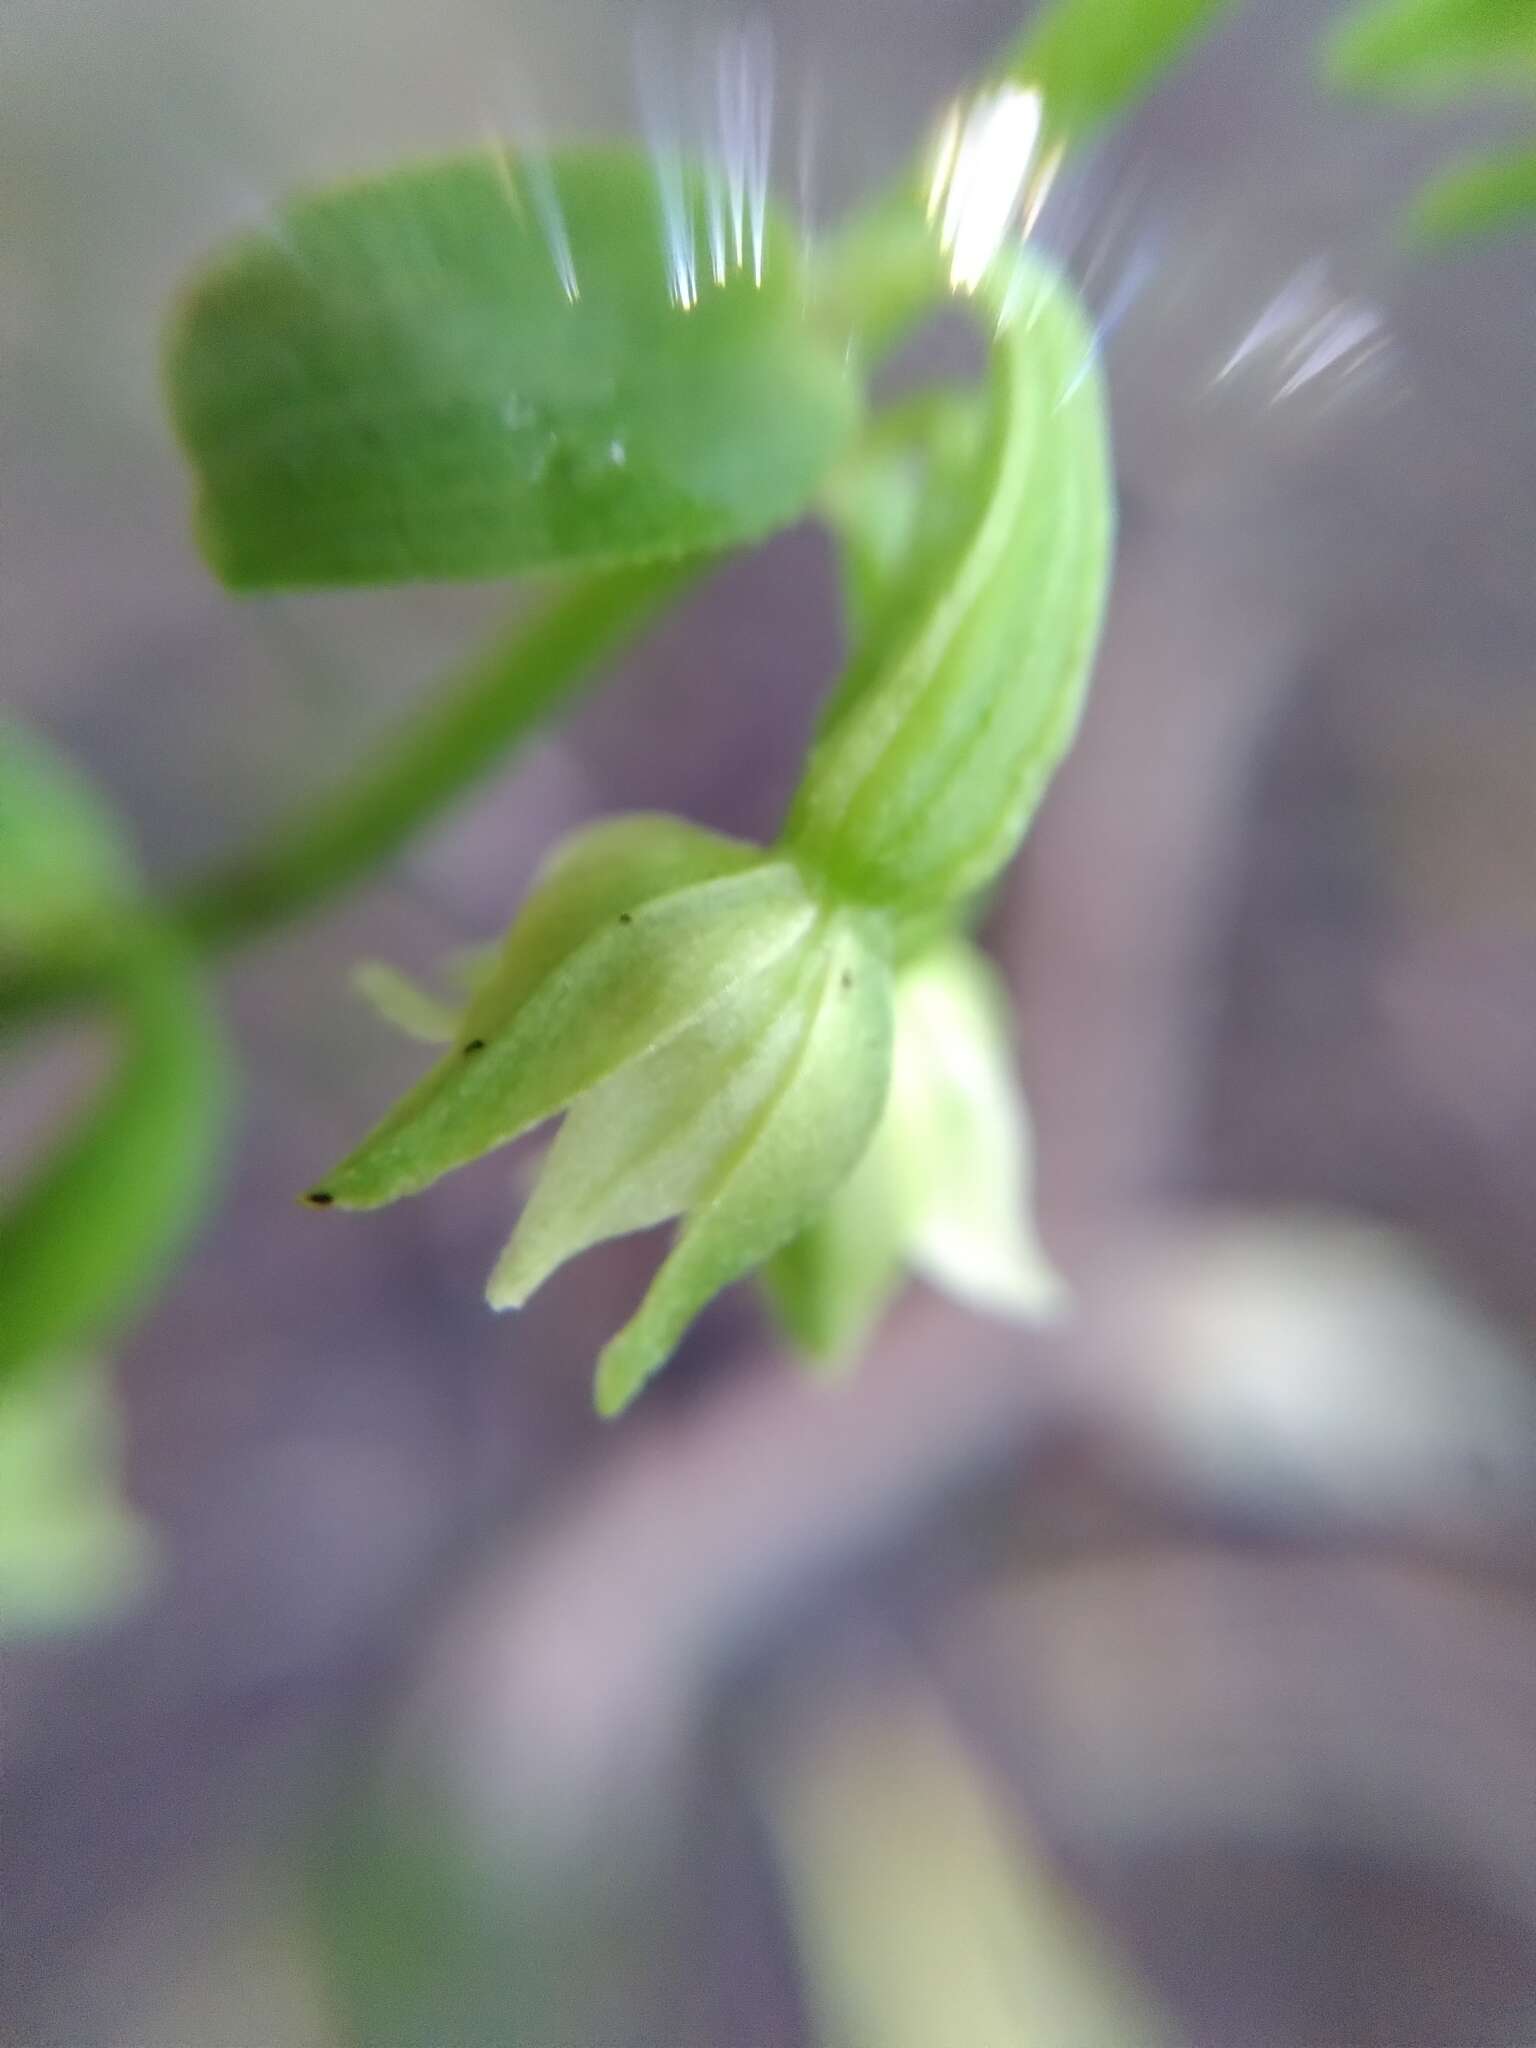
[487,937,815,1308]
[311,861,816,1210]
[460,813,763,1042]
[890,942,1064,1322]
[350,962,460,1044]
[594,915,894,1416]
[760,1120,910,1369]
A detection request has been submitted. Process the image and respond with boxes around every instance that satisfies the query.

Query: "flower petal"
[311,858,816,1209]
[593,913,894,1416]
[891,942,1064,1321]
[487,935,815,1307]
[350,962,460,1044]
[460,813,763,1041]
[759,1122,911,1369]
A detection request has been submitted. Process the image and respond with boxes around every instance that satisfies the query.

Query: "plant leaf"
[594,914,893,1415]
[1007,0,1244,148]
[167,147,861,589]
[765,1692,1176,2048]
[1411,140,1536,237]
[1325,0,1536,100]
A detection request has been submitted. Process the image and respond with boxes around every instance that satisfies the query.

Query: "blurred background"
[4,0,1536,2042]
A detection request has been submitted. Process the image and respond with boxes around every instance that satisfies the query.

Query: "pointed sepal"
[762,938,1062,1371]
[593,913,894,1415]
[306,815,798,1210]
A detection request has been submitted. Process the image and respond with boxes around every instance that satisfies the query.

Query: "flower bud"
[307,813,894,1413]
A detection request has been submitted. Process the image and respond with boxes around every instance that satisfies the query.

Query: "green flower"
[764,938,1063,1364]
[306,814,893,1415]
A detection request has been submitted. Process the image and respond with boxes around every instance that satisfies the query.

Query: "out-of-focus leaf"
[309,1790,663,2048]
[763,1689,1175,2048]
[167,148,861,590]
[1007,0,1244,148]
[1411,141,1536,236]
[0,1357,155,1637]
[1325,0,1536,100]
[0,728,227,1387]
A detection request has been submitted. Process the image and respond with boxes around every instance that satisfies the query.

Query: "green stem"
[0,922,226,1387]
[810,194,949,362]
[0,556,702,1024]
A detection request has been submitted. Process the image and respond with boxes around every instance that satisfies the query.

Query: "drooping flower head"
[307,815,893,1414]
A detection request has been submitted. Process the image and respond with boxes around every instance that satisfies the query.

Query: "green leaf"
[594,913,893,1415]
[1007,0,1244,148]
[1326,0,1536,100]
[1411,140,1536,236]
[0,730,227,1388]
[167,148,860,590]
[787,257,1114,915]
[310,842,816,1211]
[765,1693,1176,2048]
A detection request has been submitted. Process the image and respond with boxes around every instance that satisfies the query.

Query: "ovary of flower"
[928,84,1049,295]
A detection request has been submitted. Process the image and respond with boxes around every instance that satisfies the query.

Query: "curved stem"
[0,921,226,1387]
[0,557,703,1025]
